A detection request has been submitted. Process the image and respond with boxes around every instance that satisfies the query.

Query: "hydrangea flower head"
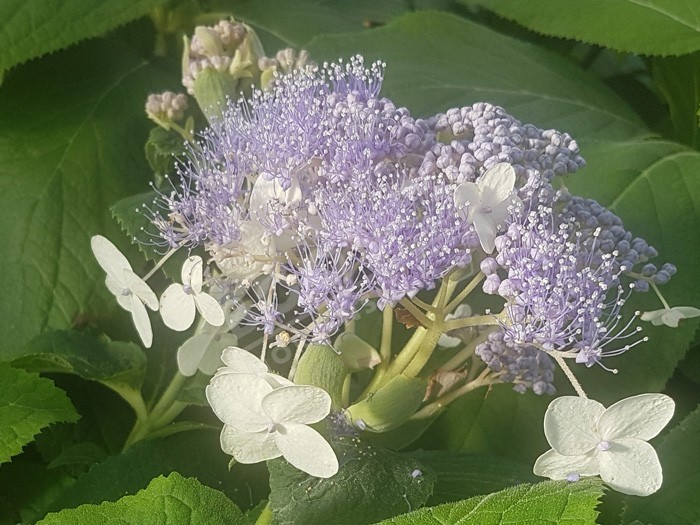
[534,393,674,496]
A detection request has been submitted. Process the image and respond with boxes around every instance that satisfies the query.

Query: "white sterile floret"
[206,360,338,478]
[160,256,225,331]
[213,346,293,388]
[454,163,521,254]
[533,393,675,496]
[641,306,700,328]
[91,235,158,348]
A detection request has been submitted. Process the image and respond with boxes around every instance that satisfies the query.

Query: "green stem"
[411,369,495,420]
[150,371,188,420]
[399,298,432,328]
[401,322,444,379]
[443,313,502,332]
[552,352,588,398]
[444,272,485,314]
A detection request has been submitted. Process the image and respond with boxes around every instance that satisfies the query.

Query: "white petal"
[206,374,271,431]
[640,309,666,325]
[160,283,196,331]
[438,333,461,348]
[123,269,158,310]
[598,393,674,442]
[473,215,499,254]
[453,182,479,217]
[544,396,605,455]
[533,449,599,480]
[197,334,239,376]
[130,294,152,348]
[194,292,225,326]
[673,306,700,319]
[478,163,516,206]
[220,346,268,374]
[106,276,132,311]
[177,334,213,377]
[275,423,338,478]
[91,235,131,278]
[598,438,663,496]
[182,256,203,293]
[262,385,331,424]
[220,425,281,463]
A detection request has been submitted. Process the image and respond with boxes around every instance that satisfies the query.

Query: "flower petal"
[160,283,196,331]
[640,309,665,325]
[533,448,599,480]
[123,269,158,310]
[275,423,338,478]
[106,276,131,311]
[598,393,674,442]
[598,438,663,496]
[220,346,269,374]
[544,396,605,455]
[194,292,225,327]
[91,235,131,279]
[262,385,331,424]
[129,293,152,348]
[473,214,499,254]
[478,163,516,206]
[220,425,281,463]
[176,334,212,377]
[182,256,204,293]
[197,334,239,376]
[453,182,479,218]
[206,374,271,431]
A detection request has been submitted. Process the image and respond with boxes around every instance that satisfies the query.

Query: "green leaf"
[566,139,700,404]
[0,0,168,76]
[38,472,244,524]
[233,0,409,48]
[268,435,435,525]
[377,478,604,524]
[0,362,79,464]
[144,126,186,188]
[652,53,700,148]
[8,329,147,398]
[44,429,267,516]
[410,450,538,505]
[0,39,175,355]
[623,405,700,524]
[307,11,648,141]
[465,0,700,57]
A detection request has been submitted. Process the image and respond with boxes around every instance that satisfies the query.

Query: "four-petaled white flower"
[206,348,338,478]
[91,235,158,348]
[454,163,521,253]
[533,394,674,496]
[641,306,700,328]
[160,256,225,331]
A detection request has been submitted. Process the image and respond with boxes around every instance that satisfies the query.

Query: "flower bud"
[181,18,265,119]
[259,48,316,89]
[145,91,189,130]
[335,332,381,371]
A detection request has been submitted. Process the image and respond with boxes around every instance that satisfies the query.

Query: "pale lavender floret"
[316,165,475,309]
[475,330,556,395]
[421,103,585,189]
[492,204,644,366]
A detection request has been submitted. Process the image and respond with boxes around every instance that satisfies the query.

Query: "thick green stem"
[443,313,502,332]
[255,505,273,525]
[411,368,495,420]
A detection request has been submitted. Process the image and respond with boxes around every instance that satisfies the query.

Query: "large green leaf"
[268,436,435,525]
[566,139,700,404]
[0,40,174,355]
[653,53,700,148]
[623,405,700,524]
[44,429,266,516]
[0,0,167,77]
[232,0,409,49]
[410,450,537,505]
[8,329,147,409]
[377,478,604,524]
[38,472,244,525]
[465,0,700,57]
[307,11,648,141]
[0,362,78,464]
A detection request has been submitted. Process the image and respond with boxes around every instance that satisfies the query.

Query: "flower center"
[121,288,132,296]
[597,440,611,451]
[183,284,193,295]
[267,421,279,433]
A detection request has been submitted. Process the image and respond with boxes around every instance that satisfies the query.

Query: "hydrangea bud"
[259,48,316,89]
[181,19,265,119]
[145,91,189,130]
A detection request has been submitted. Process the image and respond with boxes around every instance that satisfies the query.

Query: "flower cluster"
[92,48,691,485]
